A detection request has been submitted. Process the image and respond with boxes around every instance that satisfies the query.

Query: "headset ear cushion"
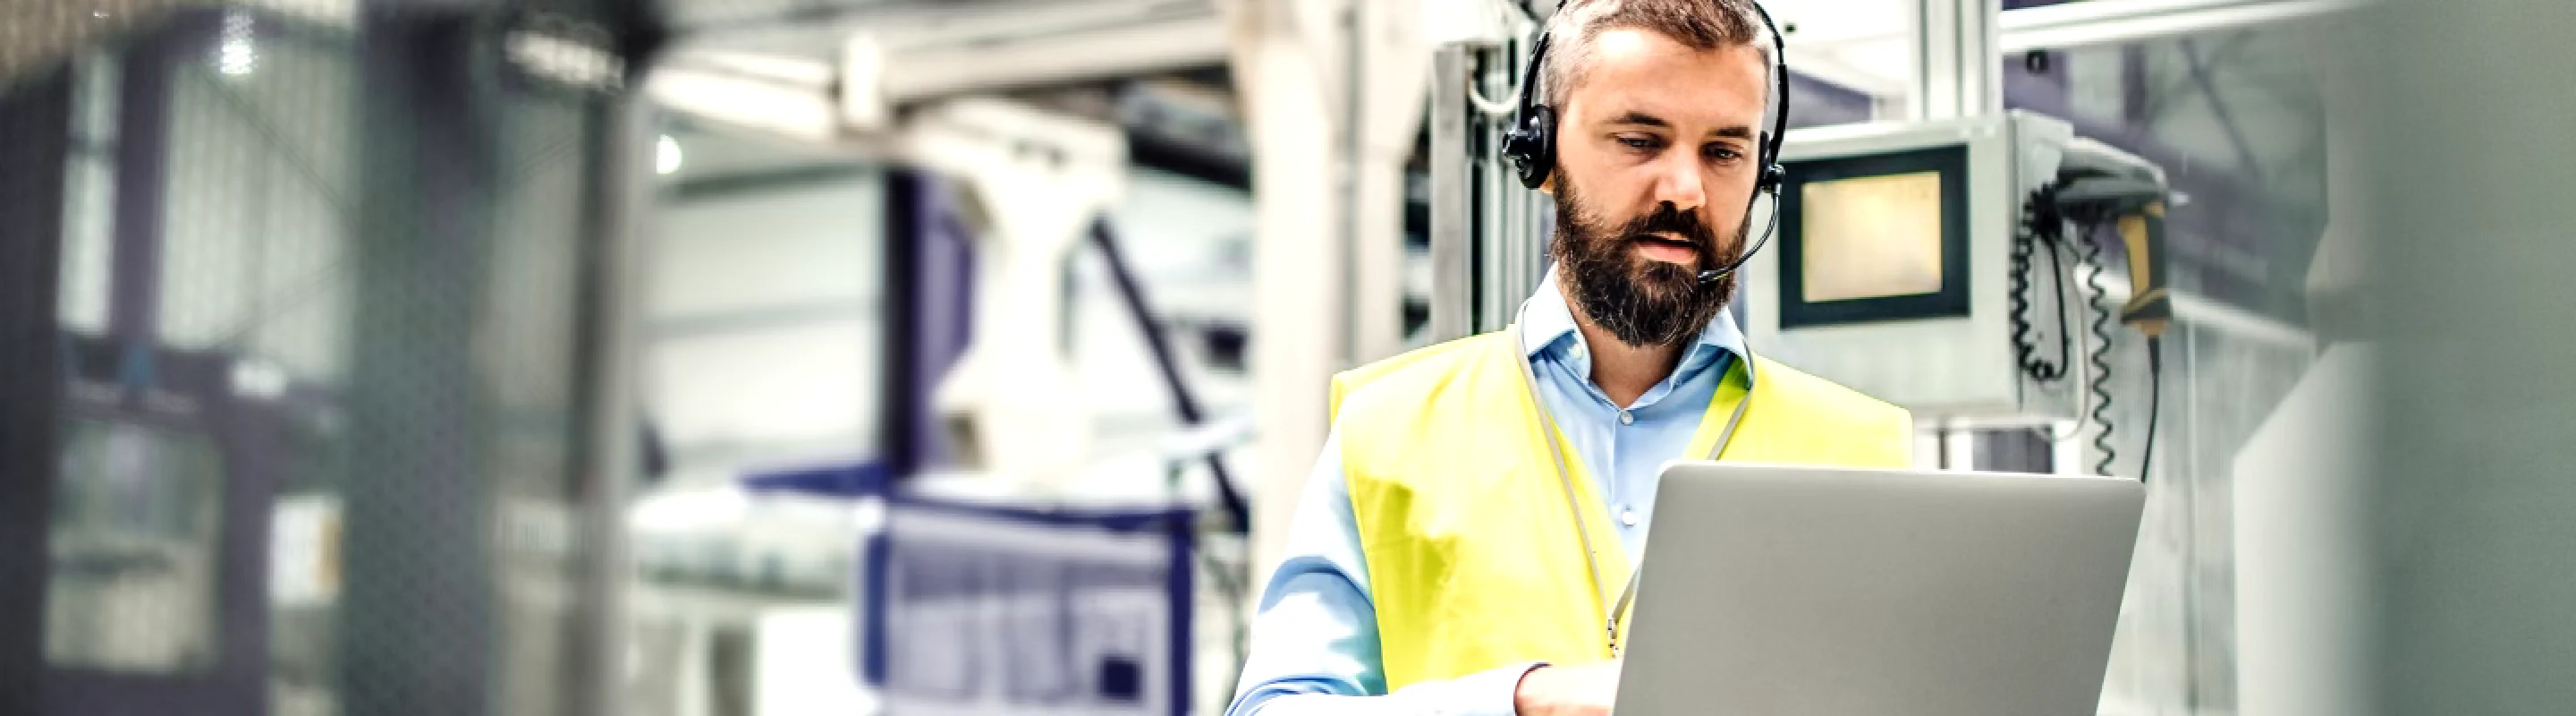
[1504,126,1538,186]
[1507,105,1558,190]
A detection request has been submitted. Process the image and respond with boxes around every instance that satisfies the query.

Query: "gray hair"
[1538,0,1777,109]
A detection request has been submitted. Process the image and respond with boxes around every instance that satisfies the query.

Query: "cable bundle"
[2011,184,2123,476]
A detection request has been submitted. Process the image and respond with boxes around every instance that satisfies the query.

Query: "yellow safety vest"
[1326,329,1913,691]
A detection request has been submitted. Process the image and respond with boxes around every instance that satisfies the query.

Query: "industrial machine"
[1742,111,2174,476]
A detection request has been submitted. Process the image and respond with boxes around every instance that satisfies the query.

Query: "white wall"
[644,171,887,479]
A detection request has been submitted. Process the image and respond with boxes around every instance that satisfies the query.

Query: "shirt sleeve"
[1225,426,1541,716]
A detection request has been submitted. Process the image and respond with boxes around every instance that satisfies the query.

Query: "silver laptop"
[1616,463,2145,716]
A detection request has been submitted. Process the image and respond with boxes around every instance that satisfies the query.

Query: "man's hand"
[1513,661,1623,716]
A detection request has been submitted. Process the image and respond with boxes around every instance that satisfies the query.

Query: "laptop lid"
[1614,463,2144,716]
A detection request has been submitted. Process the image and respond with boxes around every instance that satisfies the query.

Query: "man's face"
[1547,28,1770,348]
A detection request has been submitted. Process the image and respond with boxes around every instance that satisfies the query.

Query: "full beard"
[1549,179,1750,348]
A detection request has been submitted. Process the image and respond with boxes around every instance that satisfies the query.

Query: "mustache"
[1622,202,1716,252]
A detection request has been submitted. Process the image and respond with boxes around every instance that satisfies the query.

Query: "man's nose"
[1653,151,1707,212]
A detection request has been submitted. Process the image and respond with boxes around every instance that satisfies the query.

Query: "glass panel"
[45,419,226,673]
[24,5,631,714]
[2005,15,2344,715]
[1778,0,1915,128]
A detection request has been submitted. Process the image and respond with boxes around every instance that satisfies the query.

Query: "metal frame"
[1426,45,1476,341]
[0,61,73,716]
[1999,0,2360,54]
[879,169,959,479]
[564,63,657,716]
[1774,0,2357,115]
[35,15,284,715]
[1914,0,2003,120]
[1425,33,1550,344]
[45,337,284,716]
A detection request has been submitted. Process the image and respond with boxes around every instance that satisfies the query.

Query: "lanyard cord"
[1506,306,1754,658]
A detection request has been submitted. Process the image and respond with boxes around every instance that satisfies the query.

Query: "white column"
[1913,0,2003,120]
[1223,0,1428,601]
[1351,0,1431,364]
[1226,0,1347,594]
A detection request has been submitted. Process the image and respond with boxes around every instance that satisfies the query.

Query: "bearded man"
[1227,2,1913,715]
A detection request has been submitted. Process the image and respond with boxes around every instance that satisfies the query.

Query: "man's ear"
[1538,171,1557,194]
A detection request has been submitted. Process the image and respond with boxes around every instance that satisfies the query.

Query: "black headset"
[1501,0,1792,284]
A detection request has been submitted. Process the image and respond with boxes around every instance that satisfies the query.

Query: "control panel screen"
[1798,170,1946,303]
[1776,144,1970,328]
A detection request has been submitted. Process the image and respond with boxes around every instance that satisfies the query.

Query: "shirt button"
[1618,410,1634,425]
[1620,508,1640,526]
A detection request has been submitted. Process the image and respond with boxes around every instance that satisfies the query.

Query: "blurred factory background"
[5,0,2572,715]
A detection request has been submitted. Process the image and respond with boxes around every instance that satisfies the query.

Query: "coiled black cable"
[2014,183,2138,476]
[2009,183,2074,383]
[2079,224,2119,476]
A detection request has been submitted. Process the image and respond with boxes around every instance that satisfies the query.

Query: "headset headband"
[1504,0,1792,192]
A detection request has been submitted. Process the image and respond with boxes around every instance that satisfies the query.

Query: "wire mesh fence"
[3,4,648,715]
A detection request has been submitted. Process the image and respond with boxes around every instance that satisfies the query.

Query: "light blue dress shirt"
[1228,273,1749,716]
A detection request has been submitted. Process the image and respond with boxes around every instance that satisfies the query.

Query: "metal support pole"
[337,10,501,716]
[1429,31,1546,341]
[1427,45,1475,343]
[105,21,176,345]
[880,171,976,477]
[1487,33,1547,334]
[0,64,73,716]
[880,170,931,476]
[565,65,654,716]
[1089,218,1254,533]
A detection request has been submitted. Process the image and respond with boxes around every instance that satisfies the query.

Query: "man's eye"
[1618,136,1661,150]
[1704,145,1743,161]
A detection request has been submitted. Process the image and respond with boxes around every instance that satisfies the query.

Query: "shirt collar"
[1517,267,1749,371]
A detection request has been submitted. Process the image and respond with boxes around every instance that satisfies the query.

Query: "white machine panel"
[1745,112,2080,422]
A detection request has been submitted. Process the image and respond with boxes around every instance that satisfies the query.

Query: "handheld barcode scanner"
[2048,138,2172,339]
[2047,137,2174,481]
[2116,205,2172,337]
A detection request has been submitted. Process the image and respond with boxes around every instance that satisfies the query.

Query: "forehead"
[1565,27,1770,126]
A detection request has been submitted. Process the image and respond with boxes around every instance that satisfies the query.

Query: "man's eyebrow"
[1606,111,1669,128]
[1604,113,1758,141]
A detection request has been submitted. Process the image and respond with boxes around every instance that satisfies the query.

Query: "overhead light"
[656,134,682,175]
[218,11,257,76]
